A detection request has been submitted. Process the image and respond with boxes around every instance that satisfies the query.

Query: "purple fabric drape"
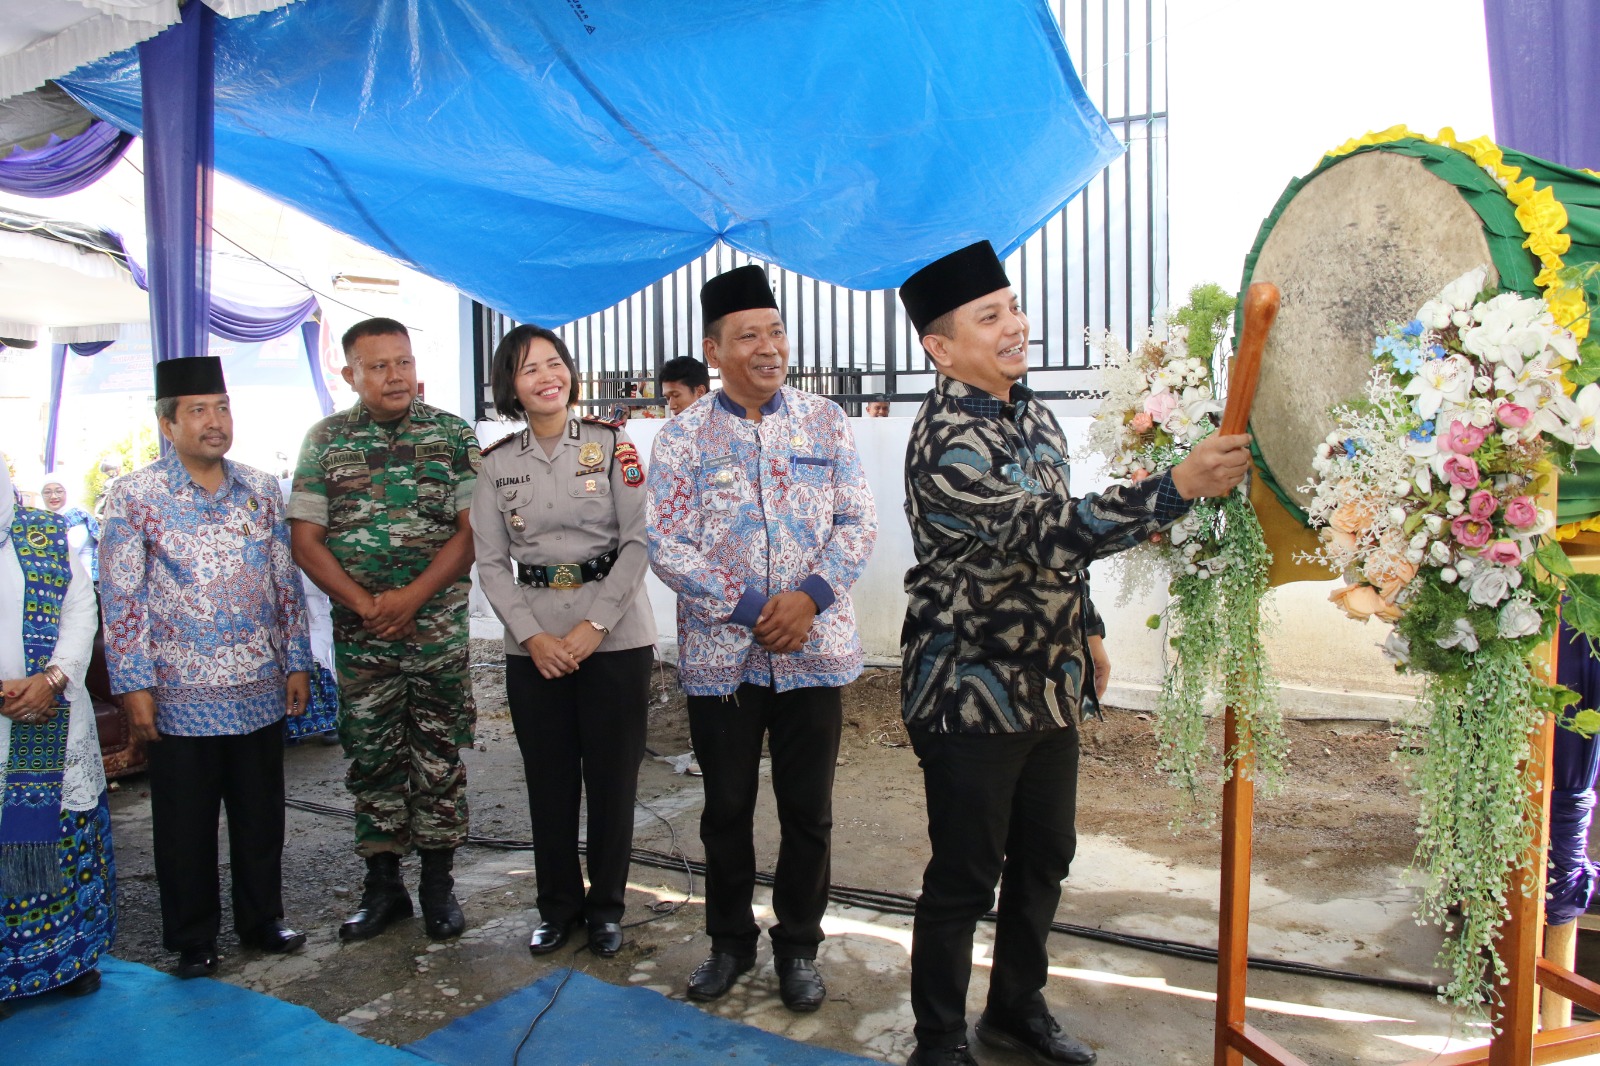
[300,318,333,416]
[210,290,318,343]
[137,0,215,377]
[44,344,68,472]
[1483,0,1600,168]
[0,121,132,197]
[1547,620,1600,925]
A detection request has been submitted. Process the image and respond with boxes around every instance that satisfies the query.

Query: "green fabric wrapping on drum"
[1237,137,1600,527]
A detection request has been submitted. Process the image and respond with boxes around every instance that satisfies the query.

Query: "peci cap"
[701,264,780,326]
[154,356,226,400]
[898,241,1012,333]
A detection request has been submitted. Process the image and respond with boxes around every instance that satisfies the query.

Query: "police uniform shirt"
[471,418,655,656]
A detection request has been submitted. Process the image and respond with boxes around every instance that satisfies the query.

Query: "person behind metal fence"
[99,357,313,980]
[659,355,711,417]
[895,242,1253,1066]
[38,474,100,583]
[471,325,655,960]
[646,264,878,1012]
[289,318,480,944]
[0,457,114,1013]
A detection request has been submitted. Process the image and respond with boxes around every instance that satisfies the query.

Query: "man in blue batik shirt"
[100,356,313,979]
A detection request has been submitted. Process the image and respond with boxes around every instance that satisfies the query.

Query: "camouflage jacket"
[901,377,1190,734]
[290,399,480,640]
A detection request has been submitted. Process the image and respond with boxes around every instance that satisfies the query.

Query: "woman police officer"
[471,325,655,958]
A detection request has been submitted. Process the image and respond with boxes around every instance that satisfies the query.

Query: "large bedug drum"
[1236,133,1600,583]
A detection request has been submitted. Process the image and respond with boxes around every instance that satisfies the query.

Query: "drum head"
[1248,150,1498,519]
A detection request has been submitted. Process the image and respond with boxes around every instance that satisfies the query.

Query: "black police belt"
[514,550,619,589]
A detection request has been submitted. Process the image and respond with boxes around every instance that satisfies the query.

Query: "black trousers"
[506,647,651,926]
[145,718,288,952]
[908,725,1080,1048]
[687,683,841,960]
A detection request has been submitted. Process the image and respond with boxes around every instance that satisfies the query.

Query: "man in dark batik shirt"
[896,242,1252,1066]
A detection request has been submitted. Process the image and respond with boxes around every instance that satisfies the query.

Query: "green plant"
[85,425,159,510]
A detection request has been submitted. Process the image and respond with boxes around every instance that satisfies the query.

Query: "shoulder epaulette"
[481,429,525,456]
[581,413,626,432]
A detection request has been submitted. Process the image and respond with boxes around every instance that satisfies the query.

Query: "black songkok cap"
[701,264,780,325]
[154,356,226,400]
[898,241,1012,333]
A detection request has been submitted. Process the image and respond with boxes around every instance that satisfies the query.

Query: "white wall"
[471,403,1419,721]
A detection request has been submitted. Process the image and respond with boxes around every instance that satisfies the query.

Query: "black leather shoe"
[241,921,307,954]
[175,945,218,979]
[976,1011,1097,1065]
[528,918,579,955]
[340,854,413,943]
[686,950,756,1001]
[906,1045,978,1066]
[587,921,624,958]
[418,848,466,940]
[60,968,102,997]
[775,957,826,1011]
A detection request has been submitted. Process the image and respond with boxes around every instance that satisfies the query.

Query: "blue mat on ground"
[405,968,877,1065]
[0,955,426,1066]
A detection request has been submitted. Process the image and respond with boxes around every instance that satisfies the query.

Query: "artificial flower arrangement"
[1088,284,1285,819]
[1301,265,1600,1007]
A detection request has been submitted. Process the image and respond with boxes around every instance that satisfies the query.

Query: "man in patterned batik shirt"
[647,264,877,1012]
[291,318,480,944]
[100,356,313,979]
[895,242,1253,1066]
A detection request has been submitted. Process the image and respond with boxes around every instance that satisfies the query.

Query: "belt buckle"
[547,563,583,590]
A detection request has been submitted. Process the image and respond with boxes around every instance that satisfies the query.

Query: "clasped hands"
[359,586,424,641]
[524,623,607,680]
[1,674,59,725]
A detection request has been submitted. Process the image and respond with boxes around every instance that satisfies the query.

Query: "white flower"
[1439,266,1488,311]
[1406,548,1424,564]
[1436,617,1480,652]
[1388,506,1408,525]
[1424,514,1445,535]
[1445,500,1465,516]
[1382,630,1411,666]
[1462,565,1513,607]
[1404,355,1474,420]
[1562,384,1600,451]
[1452,310,1475,329]
[1497,598,1542,639]
[1441,566,1459,583]
[1473,376,1493,394]
[1417,299,1453,330]
[1427,540,1452,565]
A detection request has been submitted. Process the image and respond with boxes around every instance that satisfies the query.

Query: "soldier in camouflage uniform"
[289,318,481,943]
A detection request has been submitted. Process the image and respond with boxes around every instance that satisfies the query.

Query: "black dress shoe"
[175,945,219,979]
[976,1011,1097,1065]
[686,950,755,1001]
[528,918,579,955]
[241,921,307,954]
[587,921,624,958]
[59,969,102,997]
[775,957,826,1011]
[906,1045,978,1066]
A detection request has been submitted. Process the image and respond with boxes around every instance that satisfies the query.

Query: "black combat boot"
[418,848,466,940]
[339,852,413,942]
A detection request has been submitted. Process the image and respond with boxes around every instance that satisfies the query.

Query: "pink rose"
[1129,411,1154,433]
[1142,391,1178,423]
[1503,495,1539,530]
[1482,540,1523,566]
[1452,515,1493,548]
[1467,490,1498,520]
[1441,420,1489,455]
[1496,403,1532,429]
[1442,454,1481,488]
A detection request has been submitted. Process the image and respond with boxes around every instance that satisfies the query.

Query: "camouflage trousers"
[334,633,476,857]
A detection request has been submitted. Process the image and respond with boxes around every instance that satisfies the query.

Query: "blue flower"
[1391,346,1425,375]
[1342,439,1358,458]
[1430,344,1447,358]
[1401,318,1425,337]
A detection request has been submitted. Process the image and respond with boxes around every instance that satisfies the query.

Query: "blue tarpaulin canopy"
[58,0,1121,326]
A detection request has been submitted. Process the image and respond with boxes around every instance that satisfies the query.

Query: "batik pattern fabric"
[0,795,115,1000]
[284,663,339,742]
[901,377,1192,734]
[98,455,314,737]
[647,386,878,696]
[2,509,71,896]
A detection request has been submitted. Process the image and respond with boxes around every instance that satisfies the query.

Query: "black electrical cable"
[284,797,1443,999]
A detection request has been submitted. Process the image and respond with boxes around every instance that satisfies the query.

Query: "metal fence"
[474,0,1167,418]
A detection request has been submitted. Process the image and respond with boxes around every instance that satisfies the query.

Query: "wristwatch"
[587,620,610,634]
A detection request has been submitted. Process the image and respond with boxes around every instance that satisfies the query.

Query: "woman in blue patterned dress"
[0,460,115,1016]
[38,474,100,584]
